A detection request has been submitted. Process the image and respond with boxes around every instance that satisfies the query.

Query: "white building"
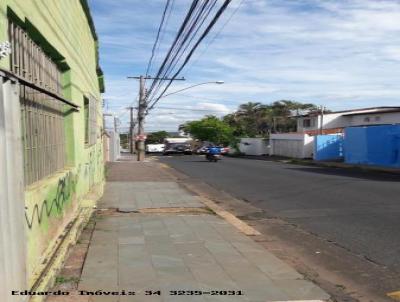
[297,106,400,135]
[270,106,400,159]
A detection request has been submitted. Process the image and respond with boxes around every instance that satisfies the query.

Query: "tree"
[222,100,321,137]
[223,102,271,137]
[146,131,169,144]
[180,116,234,146]
[119,133,129,149]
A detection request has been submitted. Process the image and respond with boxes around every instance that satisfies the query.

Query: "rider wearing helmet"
[207,144,221,155]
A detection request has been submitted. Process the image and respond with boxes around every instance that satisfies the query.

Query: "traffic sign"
[135,134,147,141]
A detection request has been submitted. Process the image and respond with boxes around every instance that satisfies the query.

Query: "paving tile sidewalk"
[56,156,330,302]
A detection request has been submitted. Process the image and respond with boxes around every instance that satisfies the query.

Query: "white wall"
[106,130,120,162]
[297,111,400,133]
[239,138,269,155]
[297,113,345,133]
[270,133,314,158]
[347,112,400,126]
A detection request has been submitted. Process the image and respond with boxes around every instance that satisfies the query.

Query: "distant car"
[163,143,192,155]
[195,146,208,154]
[146,144,165,153]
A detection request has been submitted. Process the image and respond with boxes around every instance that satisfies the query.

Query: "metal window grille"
[9,20,66,186]
[84,95,97,146]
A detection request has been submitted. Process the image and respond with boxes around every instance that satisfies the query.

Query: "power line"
[146,0,217,104]
[184,0,244,75]
[151,0,175,75]
[151,1,217,91]
[146,0,231,105]
[145,0,172,78]
[145,0,200,99]
[147,0,233,111]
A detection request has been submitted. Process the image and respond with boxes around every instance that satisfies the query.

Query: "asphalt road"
[159,155,400,273]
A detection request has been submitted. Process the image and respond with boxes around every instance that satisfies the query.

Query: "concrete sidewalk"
[50,155,329,302]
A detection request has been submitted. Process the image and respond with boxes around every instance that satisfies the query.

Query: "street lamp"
[138,80,224,161]
[159,81,224,99]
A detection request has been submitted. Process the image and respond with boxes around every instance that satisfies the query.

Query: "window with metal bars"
[84,95,97,146]
[8,20,66,186]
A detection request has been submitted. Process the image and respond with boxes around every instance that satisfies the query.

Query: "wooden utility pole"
[128,106,135,154]
[127,75,185,161]
[320,105,325,135]
[137,76,146,161]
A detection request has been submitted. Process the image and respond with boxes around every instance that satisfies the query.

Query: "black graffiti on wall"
[25,171,77,229]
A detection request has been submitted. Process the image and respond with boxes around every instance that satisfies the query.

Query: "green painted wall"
[0,0,105,287]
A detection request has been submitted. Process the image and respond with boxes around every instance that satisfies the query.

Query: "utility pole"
[320,105,325,135]
[114,116,118,133]
[128,106,135,154]
[127,75,185,161]
[137,76,146,161]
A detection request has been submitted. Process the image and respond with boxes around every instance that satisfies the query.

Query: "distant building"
[0,1,104,300]
[270,107,400,159]
[297,106,400,135]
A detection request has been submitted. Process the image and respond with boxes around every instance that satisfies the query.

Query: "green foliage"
[119,133,129,149]
[180,116,234,146]
[146,131,169,144]
[224,100,319,138]
[178,100,321,147]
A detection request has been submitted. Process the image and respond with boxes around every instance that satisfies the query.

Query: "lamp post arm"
[160,81,223,99]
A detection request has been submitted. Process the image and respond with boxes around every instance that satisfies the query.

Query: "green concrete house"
[0,1,105,301]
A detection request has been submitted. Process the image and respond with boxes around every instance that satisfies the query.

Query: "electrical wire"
[145,0,200,98]
[147,0,232,111]
[149,0,218,101]
[184,0,244,75]
[146,1,216,103]
[145,0,172,78]
[151,0,175,77]
[147,0,232,106]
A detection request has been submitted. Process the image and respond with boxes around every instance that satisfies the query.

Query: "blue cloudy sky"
[88,0,400,132]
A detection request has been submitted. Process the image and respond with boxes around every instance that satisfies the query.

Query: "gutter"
[29,209,82,292]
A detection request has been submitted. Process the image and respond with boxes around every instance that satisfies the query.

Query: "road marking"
[388,291,400,301]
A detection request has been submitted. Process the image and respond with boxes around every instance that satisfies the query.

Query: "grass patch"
[55,276,80,285]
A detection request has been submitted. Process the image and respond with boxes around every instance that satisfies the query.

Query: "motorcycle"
[206,153,221,162]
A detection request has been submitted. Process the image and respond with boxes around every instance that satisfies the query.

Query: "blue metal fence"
[314,135,344,161]
[344,125,400,168]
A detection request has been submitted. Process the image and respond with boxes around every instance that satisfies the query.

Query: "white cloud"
[90,0,400,132]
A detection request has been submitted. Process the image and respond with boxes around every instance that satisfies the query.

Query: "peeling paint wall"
[0,0,104,289]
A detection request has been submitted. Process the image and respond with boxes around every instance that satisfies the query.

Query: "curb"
[290,159,400,175]
[197,195,261,236]
[159,161,261,236]
[228,154,400,175]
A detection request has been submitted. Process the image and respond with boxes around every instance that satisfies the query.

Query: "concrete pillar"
[0,74,27,301]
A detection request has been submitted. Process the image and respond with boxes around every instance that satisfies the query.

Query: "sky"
[88,0,400,132]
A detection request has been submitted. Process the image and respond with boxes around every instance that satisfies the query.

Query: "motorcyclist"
[207,144,221,155]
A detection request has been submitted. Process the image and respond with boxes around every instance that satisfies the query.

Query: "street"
[159,155,400,275]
